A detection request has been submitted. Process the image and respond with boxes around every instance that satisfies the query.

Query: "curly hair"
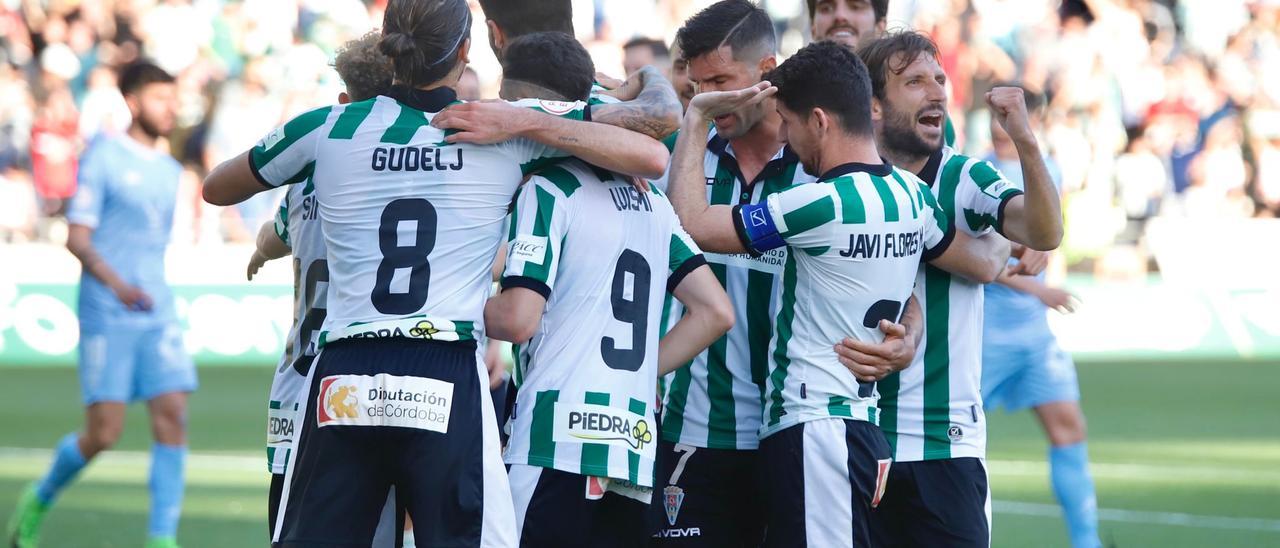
[333,31,394,101]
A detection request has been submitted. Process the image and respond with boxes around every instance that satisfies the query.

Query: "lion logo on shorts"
[327,386,359,418]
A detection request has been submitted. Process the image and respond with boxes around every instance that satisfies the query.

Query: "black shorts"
[870,457,990,548]
[648,439,766,546]
[272,338,511,547]
[508,464,649,547]
[758,418,892,548]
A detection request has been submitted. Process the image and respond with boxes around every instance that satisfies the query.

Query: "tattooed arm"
[590,66,682,140]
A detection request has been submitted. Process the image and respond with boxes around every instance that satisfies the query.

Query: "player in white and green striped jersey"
[857,32,1064,547]
[480,32,732,547]
[652,5,925,545]
[670,41,1011,548]
[485,158,731,546]
[202,6,675,544]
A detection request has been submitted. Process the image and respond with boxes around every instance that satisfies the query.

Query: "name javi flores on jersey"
[839,228,929,258]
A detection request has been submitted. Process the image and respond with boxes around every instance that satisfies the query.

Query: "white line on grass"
[3,448,1279,533]
[988,459,1280,483]
[0,447,262,471]
[993,500,1280,533]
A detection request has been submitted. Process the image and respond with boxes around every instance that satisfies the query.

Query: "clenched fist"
[985,87,1035,145]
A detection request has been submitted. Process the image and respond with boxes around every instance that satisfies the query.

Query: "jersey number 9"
[602,249,651,372]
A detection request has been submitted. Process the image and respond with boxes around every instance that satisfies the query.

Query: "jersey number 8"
[372,198,437,314]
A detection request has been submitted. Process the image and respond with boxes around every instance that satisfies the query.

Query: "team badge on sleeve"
[538,100,578,115]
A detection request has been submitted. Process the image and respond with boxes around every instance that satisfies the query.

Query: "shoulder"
[81,134,121,160]
[525,160,603,201]
[891,166,928,188]
[505,98,588,118]
[776,179,837,202]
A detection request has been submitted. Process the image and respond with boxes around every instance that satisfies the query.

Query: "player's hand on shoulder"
[113,283,153,312]
[834,320,917,382]
[433,100,533,145]
[687,81,777,122]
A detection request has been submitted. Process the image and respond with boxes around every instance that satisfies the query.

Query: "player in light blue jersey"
[982,89,1099,548]
[8,61,194,548]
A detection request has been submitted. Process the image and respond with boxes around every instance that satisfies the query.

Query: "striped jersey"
[877,146,1025,462]
[500,160,704,488]
[247,87,585,347]
[660,129,817,450]
[735,162,954,439]
[265,181,326,474]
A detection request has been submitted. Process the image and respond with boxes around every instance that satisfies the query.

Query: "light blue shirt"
[66,135,181,328]
[982,154,1059,343]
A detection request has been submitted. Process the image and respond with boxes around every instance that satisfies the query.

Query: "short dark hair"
[118,61,173,96]
[764,40,873,136]
[502,32,595,102]
[676,0,776,63]
[623,37,670,59]
[379,0,473,87]
[478,0,573,39]
[805,0,889,23]
[857,30,940,101]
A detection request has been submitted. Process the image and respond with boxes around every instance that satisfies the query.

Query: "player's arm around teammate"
[430,99,669,180]
[203,51,672,206]
[668,84,1010,277]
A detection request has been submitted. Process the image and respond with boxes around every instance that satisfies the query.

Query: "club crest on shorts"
[662,485,685,526]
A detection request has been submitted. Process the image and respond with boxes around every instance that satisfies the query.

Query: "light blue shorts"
[78,324,198,405]
[981,335,1078,412]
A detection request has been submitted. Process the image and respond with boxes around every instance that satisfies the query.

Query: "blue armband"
[733,203,786,254]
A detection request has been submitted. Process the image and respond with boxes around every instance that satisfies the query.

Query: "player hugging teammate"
[190,0,1066,547]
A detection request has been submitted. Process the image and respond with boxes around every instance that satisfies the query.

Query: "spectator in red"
[30,83,80,217]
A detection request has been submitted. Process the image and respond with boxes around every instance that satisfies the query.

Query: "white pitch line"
[3,448,1278,533]
[0,447,262,471]
[993,500,1280,533]
[987,459,1280,483]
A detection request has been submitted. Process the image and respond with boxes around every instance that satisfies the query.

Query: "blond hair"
[333,31,394,101]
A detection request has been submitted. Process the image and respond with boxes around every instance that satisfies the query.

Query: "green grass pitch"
[1,360,1277,547]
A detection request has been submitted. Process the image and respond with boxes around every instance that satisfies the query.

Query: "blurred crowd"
[0,0,1276,274]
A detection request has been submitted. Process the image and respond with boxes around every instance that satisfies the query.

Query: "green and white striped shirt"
[265,181,326,474]
[247,88,585,347]
[735,162,953,439]
[658,129,817,450]
[501,160,704,487]
[877,146,1025,462]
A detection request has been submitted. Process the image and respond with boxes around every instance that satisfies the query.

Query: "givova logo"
[316,374,454,433]
[553,403,653,452]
